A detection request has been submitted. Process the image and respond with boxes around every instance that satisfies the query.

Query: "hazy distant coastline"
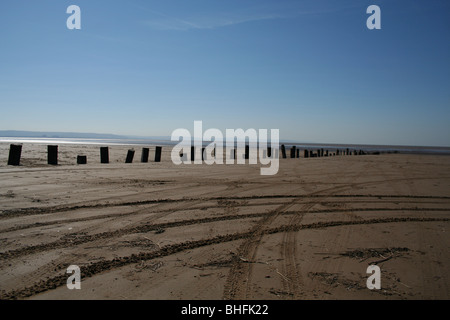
[1,130,449,155]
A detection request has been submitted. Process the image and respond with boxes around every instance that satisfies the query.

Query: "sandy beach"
[0,142,449,300]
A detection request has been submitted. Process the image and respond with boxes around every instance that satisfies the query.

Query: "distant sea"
[0,137,176,147]
[1,137,449,155]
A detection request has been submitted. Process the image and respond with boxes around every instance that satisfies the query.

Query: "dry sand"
[0,142,449,300]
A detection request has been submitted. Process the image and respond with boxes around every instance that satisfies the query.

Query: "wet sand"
[0,143,449,300]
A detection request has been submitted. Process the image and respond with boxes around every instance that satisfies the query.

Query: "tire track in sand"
[0,182,270,292]
[1,216,448,300]
[224,159,416,299]
[2,192,449,219]
[222,181,365,300]
[1,206,449,261]
[277,159,376,299]
[2,196,449,234]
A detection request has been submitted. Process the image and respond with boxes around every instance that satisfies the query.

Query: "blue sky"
[0,0,449,146]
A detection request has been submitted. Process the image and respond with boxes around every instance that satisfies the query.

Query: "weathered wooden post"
[281,145,287,159]
[296,149,300,158]
[47,145,58,165]
[125,149,135,163]
[154,146,162,162]
[141,147,149,163]
[7,144,22,166]
[304,150,309,158]
[77,155,87,164]
[325,150,329,157]
[100,147,109,164]
[290,146,296,158]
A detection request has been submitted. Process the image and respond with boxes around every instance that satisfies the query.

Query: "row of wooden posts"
[6,144,163,166]
[5,144,367,166]
[279,145,366,159]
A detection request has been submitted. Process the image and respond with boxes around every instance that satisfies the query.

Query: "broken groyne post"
[141,147,149,163]
[7,144,22,166]
[290,146,296,159]
[281,145,287,159]
[100,147,109,164]
[47,145,58,165]
[125,149,135,163]
[154,146,162,162]
[77,155,87,164]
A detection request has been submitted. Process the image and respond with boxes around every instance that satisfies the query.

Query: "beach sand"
[0,142,449,300]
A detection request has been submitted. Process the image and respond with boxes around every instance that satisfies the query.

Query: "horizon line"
[0,130,449,149]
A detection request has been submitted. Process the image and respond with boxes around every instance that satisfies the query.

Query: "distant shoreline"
[1,137,449,155]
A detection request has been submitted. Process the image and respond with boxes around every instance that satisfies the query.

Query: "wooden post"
[245,145,249,160]
[141,147,149,163]
[77,155,87,164]
[7,144,22,166]
[281,145,286,159]
[125,149,135,163]
[154,146,162,162]
[296,149,300,158]
[191,146,195,161]
[325,150,329,157]
[100,147,109,164]
[290,146,296,158]
[47,145,58,165]
[304,150,309,158]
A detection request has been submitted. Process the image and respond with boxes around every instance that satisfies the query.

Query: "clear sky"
[0,0,449,146]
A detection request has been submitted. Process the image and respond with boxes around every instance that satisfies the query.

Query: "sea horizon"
[1,136,450,155]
